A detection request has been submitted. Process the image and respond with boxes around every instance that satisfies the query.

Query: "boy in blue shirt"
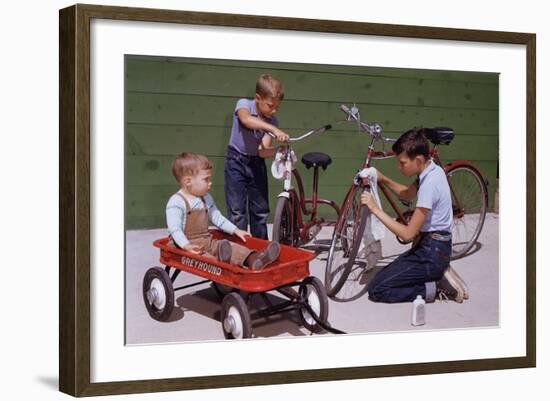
[224,74,290,240]
[361,129,468,303]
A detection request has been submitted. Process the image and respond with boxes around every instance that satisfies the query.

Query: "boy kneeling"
[361,129,468,303]
[166,153,280,270]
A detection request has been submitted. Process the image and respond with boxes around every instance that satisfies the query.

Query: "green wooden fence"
[125,55,498,230]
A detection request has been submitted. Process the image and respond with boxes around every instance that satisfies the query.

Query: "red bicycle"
[269,125,341,247]
[324,104,488,297]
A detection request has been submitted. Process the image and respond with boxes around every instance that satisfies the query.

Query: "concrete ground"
[126,213,499,344]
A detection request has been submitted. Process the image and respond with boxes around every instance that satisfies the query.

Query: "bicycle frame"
[273,124,340,244]
[277,158,341,243]
[325,104,490,297]
[358,142,487,230]
[292,167,340,227]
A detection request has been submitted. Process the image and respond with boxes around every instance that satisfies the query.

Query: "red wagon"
[142,230,329,339]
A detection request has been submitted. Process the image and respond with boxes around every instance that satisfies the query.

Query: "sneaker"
[436,267,465,303]
[217,240,232,264]
[251,242,280,271]
[446,265,469,300]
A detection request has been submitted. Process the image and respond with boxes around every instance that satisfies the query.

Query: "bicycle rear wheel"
[446,164,488,259]
[324,185,368,297]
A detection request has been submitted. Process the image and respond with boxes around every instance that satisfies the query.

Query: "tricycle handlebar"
[266,124,332,142]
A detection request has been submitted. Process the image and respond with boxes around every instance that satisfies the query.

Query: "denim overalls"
[172,193,253,267]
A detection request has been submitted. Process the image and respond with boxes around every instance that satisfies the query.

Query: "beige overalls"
[176,193,254,267]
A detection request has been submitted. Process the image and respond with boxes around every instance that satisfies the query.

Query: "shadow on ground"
[174,286,309,338]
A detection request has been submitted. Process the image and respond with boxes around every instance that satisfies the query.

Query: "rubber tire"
[324,185,369,298]
[221,293,252,339]
[445,165,488,259]
[272,196,295,246]
[142,266,175,322]
[299,276,329,333]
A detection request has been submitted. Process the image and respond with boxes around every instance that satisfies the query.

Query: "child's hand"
[361,191,379,212]
[273,128,290,143]
[183,244,204,254]
[234,228,251,243]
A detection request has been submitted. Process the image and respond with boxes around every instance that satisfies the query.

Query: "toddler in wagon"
[166,152,280,270]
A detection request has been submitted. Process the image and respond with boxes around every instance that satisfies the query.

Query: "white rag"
[357,167,385,269]
[358,167,385,241]
[271,148,297,180]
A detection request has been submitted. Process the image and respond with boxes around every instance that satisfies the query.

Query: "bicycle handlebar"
[340,104,397,143]
[266,124,332,142]
[340,104,352,115]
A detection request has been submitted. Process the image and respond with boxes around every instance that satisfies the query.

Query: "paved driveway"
[126,214,499,344]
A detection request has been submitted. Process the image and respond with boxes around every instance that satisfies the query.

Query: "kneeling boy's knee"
[367,282,386,302]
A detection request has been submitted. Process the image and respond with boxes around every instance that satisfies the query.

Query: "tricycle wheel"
[299,276,329,333]
[221,293,252,339]
[142,267,175,322]
[272,196,296,246]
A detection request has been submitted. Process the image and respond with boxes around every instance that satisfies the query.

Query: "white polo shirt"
[415,160,453,232]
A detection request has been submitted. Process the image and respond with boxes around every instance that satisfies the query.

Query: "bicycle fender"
[443,160,485,180]
[444,160,490,188]
[277,191,290,199]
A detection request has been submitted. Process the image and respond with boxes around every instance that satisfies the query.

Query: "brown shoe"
[446,265,469,300]
[436,267,465,303]
[250,242,280,271]
[217,240,232,264]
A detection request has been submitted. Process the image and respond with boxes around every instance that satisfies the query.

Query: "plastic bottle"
[411,295,426,326]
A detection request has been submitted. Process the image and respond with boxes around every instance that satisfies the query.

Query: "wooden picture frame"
[59,3,536,397]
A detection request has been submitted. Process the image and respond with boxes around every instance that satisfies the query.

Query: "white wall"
[1,1,546,400]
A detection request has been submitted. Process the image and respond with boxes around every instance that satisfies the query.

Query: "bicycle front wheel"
[324,185,368,297]
[272,196,296,246]
[446,164,488,259]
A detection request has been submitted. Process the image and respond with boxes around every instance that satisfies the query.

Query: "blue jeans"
[224,146,270,239]
[367,232,452,303]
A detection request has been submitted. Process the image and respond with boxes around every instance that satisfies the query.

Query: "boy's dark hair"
[256,74,284,101]
[172,153,213,182]
[392,128,430,160]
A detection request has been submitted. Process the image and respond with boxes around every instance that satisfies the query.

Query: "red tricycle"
[142,230,331,339]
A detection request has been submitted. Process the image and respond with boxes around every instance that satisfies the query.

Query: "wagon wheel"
[221,293,252,339]
[142,266,175,322]
[299,276,329,333]
[212,282,236,300]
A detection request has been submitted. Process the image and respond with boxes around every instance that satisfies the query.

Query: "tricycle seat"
[301,152,332,170]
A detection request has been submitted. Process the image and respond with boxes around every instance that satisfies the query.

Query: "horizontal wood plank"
[127,55,499,85]
[127,59,498,110]
[126,93,498,133]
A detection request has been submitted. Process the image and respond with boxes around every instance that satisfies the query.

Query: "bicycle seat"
[301,152,332,170]
[423,127,455,145]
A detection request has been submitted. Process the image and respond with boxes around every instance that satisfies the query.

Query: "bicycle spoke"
[447,166,487,259]
[325,186,375,297]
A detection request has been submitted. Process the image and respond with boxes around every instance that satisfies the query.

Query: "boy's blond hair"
[172,153,212,182]
[256,74,284,101]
